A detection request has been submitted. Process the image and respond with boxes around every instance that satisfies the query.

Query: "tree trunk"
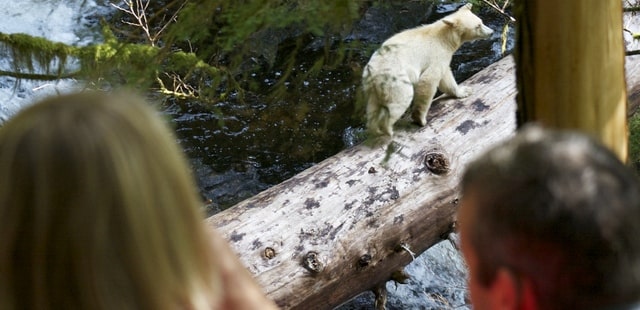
[515,0,628,161]
[206,55,519,309]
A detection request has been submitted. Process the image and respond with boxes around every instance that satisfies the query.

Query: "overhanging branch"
[0,69,78,81]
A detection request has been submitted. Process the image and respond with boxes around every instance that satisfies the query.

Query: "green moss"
[0,32,72,76]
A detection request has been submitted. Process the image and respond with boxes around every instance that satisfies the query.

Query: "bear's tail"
[366,99,392,136]
[364,73,395,136]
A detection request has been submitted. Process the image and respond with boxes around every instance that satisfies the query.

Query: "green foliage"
[78,25,159,87]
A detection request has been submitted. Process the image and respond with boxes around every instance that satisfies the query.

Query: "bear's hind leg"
[366,78,413,136]
[383,83,414,136]
[411,77,438,126]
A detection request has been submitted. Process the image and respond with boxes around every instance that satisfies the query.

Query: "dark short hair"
[461,126,640,309]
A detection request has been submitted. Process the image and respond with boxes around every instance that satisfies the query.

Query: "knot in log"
[264,247,276,259]
[302,251,324,274]
[357,254,372,269]
[424,152,450,175]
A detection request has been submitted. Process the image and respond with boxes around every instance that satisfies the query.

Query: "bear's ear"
[443,18,456,27]
[460,3,472,11]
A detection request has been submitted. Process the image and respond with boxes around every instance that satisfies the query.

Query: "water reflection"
[166,54,365,215]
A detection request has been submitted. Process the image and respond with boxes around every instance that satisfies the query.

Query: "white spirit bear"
[362,4,493,136]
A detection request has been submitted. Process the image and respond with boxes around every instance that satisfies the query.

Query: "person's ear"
[492,268,520,310]
[492,268,538,310]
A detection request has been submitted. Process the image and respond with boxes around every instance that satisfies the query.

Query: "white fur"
[362,4,494,136]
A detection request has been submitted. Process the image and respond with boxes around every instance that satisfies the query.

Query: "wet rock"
[347,1,435,44]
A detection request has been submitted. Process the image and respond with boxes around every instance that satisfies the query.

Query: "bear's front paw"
[456,86,472,98]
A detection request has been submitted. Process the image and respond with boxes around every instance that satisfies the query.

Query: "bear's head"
[442,4,494,43]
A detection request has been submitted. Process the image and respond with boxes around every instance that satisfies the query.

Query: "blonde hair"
[0,91,220,309]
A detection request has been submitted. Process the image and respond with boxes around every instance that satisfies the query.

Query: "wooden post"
[515,0,628,161]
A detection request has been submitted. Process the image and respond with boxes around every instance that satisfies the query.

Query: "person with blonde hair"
[0,91,278,309]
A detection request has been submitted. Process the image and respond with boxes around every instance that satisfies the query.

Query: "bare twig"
[399,243,417,261]
[624,6,640,12]
[154,1,187,44]
[480,0,516,23]
[156,73,199,99]
[110,0,186,46]
[500,0,511,11]
[624,28,640,39]
[111,0,154,45]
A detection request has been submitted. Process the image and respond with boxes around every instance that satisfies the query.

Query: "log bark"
[515,0,628,161]
[205,52,640,309]
[206,55,519,309]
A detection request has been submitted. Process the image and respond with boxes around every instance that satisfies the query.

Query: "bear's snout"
[480,25,494,38]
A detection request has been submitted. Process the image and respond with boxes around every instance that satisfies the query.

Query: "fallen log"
[206,55,518,309]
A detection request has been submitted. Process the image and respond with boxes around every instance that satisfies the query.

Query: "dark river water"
[165,57,360,215]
